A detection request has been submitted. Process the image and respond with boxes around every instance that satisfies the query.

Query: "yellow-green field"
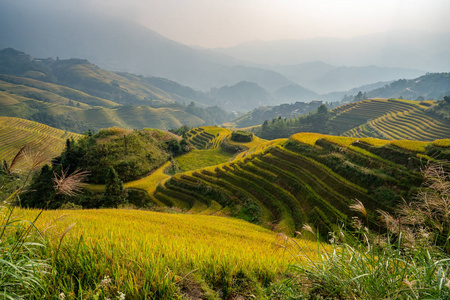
[17,208,324,299]
[291,132,439,154]
[330,98,450,141]
[175,148,235,173]
[0,116,81,163]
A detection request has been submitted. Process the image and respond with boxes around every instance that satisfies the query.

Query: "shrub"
[231,130,254,143]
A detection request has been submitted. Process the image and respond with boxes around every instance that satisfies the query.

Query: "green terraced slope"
[0,116,81,163]
[329,98,450,141]
[185,126,231,149]
[152,131,450,236]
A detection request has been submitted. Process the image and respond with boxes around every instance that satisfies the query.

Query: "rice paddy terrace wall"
[0,116,81,163]
[153,132,450,236]
[330,98,450,141]
[185,126,264,153]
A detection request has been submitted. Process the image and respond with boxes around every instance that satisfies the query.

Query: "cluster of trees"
[230,130,253,143]
[30,111,90,133]
[185,101,231,125]
[21,128,191,209]
[253,104,331,139]
[426,95,450,121]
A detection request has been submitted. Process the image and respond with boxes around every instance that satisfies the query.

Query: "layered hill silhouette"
[216,31,450,72]
[0,48,232,132]
[271,62,424,94]
[1,1,438,99]
[0,1,295,92]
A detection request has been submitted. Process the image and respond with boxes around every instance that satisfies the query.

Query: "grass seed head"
[302,224,315,235]
[53,168,90,196]
[350,199,367,217]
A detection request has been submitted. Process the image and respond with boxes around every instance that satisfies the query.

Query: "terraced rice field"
[331,99,450,141]
[152,130,450,236]
[83,125,450,239]
[0,116,81,163]
[185,126,230,149]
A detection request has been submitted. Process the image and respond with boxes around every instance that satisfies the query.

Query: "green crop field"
[0,116,81,163]
[175,148,235,173]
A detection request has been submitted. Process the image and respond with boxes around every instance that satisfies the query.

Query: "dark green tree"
[353,91,364,102]
[101,166,126,207]
[21,165,58,208]
[317,104,328,115]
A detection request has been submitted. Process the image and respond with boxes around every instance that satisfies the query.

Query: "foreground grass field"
[17,208,323,299]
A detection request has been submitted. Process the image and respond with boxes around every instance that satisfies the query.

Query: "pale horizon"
[6,0,449,48]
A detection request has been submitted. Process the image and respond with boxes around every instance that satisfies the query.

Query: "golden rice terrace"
[329,98,450,141]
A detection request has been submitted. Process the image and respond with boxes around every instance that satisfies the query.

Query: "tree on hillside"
[101,166,126,207]
[317,104,328,115]
[22,164,57,208]
[353,91,366,102]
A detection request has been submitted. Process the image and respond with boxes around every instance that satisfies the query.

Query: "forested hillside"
[342,72,450,102]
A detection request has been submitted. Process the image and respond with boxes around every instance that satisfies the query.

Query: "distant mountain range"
[215,31,450,72]
[271,62,424,94]
[232,73,450,128]
[0,0,441,99]
[0,1,293,93]
[363,73,450,100]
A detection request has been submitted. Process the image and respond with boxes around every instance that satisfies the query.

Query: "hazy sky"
[33,0,450,48]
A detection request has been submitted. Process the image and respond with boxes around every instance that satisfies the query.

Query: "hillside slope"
[21,208,321,299]
[0,49,228,132]
[330,99,450,140]
[0,116,81,163]
[131,127,450,236]
[252,98,450,141]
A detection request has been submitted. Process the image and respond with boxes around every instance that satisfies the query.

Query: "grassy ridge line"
[0,116,81,162]
[0,75,207,131]
[19,208,327,298]
[291,132,436,158]
[0,75,118,108]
